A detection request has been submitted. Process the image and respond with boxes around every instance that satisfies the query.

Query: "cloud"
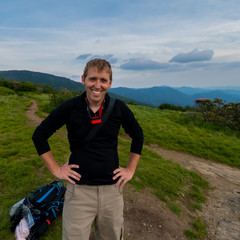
[76,54,92,60]
[91,54,118,64]
[75,54,118,64]
[120,58,168,70]
[169,49,214,63]
[119,57,214,72]
[118,53,240,73]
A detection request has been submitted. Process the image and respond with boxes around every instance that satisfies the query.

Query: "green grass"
[128,105,240,168]
[184,217,207,240]
[0,95,69,239]
[118,138,209,215]
[22,92,53,116]
[0,86,15,96]
[3,92,240,239]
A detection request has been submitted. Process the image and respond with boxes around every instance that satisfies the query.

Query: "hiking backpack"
[10,180,66,240]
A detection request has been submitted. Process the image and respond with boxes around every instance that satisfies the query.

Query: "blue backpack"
[11,181,66,240]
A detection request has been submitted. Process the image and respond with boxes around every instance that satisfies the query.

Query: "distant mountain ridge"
[109,86,193,106]
[109,86,240,106]
[0,70,85,91]
[1,70,240,107]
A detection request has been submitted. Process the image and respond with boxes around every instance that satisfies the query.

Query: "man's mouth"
[92,90,101,94]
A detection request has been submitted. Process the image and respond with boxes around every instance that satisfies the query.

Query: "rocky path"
[26,100,240,240]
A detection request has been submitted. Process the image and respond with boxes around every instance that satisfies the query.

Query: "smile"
[93,90,102,94]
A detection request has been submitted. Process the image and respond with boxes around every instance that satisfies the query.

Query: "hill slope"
[0,70,85,91]
[109,86,194,106]
[110,86,240,106]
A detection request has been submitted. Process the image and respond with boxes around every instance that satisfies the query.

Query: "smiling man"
[32,58,144,240]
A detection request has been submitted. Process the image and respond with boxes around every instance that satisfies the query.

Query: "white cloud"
[169,49,214,63]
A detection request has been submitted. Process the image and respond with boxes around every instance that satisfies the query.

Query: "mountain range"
[109,86,240,106]
[1,70,240,107]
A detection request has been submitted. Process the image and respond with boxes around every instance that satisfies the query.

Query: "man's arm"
[40,151,81,184]
[113,152,141,189]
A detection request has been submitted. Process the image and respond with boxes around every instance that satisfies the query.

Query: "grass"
[2,92,240,239]
[0,94,68,239]
[0,86,15,96]
[184,217,207,240]
[128,105,240,168]
[118,138,209,215]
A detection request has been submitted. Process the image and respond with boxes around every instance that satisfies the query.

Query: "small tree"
[195,98,240,131]
[158,103,186,112]
[49,88,82,109]
[195,98,214,122]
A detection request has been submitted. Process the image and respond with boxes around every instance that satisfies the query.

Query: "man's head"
[82,58,112,106]
[83,58,112,82]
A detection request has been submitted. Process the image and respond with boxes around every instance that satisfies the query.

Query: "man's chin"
[90,94,104,102]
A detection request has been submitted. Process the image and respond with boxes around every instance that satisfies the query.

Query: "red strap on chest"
[91,101,104,124]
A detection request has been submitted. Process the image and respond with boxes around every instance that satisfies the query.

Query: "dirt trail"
[148,146,240,240]
[25,99,44,126]
[26,100,240,240]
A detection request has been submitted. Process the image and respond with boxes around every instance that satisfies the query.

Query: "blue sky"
[0,0,240,88]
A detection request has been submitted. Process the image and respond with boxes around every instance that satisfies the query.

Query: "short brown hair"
[83,58,112,80]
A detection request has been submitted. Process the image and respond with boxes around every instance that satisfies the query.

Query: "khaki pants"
[62,183,124,240]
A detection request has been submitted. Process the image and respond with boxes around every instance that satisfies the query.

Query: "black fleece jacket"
[32,92,143,185]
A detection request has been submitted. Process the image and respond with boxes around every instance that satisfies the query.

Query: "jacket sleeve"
[32,98,74,155]
[120,102,144,155]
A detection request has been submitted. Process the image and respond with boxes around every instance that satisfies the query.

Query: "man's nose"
[95,80,101,88]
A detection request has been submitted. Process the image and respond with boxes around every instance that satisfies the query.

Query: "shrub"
[49,88,82,110]
[195,98,240,131]
[158,103,194,112]
[0,78,54,94]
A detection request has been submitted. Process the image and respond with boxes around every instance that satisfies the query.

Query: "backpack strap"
[83,97,116,142]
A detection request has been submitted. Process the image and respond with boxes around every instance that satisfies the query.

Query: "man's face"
[81,67,112,105]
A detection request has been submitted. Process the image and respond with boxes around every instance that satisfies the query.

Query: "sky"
[0,0,240,89]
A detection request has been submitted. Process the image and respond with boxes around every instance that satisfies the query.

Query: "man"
[32,58,144,240]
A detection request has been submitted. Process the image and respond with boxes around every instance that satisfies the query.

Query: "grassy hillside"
[1,90,240,239]
[128,106,240,167]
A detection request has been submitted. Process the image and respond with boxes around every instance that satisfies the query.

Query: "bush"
[0,78,54,94]
[49,88,82,110]
[158,103,194,112]
[195,98,240,131]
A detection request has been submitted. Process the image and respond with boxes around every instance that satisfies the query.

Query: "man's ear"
[81,75,85,85]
